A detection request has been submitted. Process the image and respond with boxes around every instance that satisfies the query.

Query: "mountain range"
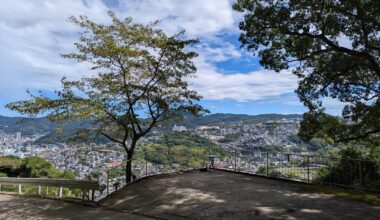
[0,113,303,144]
[0,113,302,133]
[0,115,91,135]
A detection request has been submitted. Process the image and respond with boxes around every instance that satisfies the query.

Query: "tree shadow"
[100,170,380,220]
[0,193,150,220]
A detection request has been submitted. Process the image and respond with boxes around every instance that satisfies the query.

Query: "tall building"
[172,125,187,132]
[16,132,22,142]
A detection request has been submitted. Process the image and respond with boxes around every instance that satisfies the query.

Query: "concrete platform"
[0,193,153,220]
[101,170,380,220]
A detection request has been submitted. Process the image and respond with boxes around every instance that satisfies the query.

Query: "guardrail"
[101,148,380,197]
[103,148,208,197]
[216,150,380,192]
[0,177,100,201]
[2,148,376,202]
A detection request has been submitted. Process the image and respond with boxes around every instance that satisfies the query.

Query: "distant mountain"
[0,116,54,135]
[0,113,303,143]
[161,113,303,129]
[33,129,108,144]
[0,116,91,136]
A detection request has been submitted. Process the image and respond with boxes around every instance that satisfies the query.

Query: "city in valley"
[0,115,312,182]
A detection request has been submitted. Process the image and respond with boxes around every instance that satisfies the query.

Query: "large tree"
[233,0,380,142]
[6,11,206,182]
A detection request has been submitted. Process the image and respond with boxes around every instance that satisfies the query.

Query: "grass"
[301,184,380,205]
[273,166,380,205]
[275,167,318,177]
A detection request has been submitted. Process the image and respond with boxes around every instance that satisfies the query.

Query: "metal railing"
[103,148,209,197]
[215,150,380,192]
[2,148,377,202]
[0,177,99,201]
[101,148,380,196]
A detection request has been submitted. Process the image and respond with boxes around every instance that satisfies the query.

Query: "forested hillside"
[0,116,54,135]
[139,131,228,168]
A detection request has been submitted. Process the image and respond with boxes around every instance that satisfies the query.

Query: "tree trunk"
[126,152,133,183]
[125,140,137,183]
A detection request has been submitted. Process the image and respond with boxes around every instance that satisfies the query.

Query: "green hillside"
[34,129,109,144]
[140,131,228,168]
[0,116,54,135]
[0,116,93,136]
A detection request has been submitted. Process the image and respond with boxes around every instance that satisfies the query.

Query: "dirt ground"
[101,170,380,220]
[0,193,153,220]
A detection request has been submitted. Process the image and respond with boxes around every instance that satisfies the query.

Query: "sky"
[0,0,346,117]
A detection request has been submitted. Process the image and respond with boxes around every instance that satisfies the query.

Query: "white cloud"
[0,0,237,91]
[116,0,236,37]
[0,0,111,94]
[320,98,348,116]
[190,58,298,101]
[196,42,242,63]
[0,0,303,115]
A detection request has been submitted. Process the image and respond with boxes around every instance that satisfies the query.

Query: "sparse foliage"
[6,11,206,182]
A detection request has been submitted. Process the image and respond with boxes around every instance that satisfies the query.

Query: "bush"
[315,146,380,189]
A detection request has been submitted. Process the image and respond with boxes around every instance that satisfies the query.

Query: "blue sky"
[0,0,344,117]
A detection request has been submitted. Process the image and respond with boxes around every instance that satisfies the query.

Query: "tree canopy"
[233,0,380,142]
[6,11,206,182]
[0,156,75,179]
[19,157,60,178]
